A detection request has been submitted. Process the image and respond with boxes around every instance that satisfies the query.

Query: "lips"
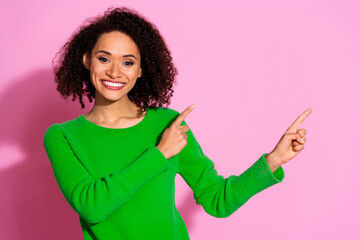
[101,79,126,84]
[101,79,125,90]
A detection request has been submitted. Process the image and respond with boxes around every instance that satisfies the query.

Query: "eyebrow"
[95,50,137,60]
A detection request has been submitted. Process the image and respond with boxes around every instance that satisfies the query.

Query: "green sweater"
[43,106,285,240]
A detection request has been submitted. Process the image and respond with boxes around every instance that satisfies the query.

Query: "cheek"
[90,65,104,78]
[130,68,141,78]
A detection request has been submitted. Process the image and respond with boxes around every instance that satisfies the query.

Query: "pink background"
[1,0,359,239]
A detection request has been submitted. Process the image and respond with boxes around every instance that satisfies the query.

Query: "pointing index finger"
[286,108,312,133]
[172,104,195,127]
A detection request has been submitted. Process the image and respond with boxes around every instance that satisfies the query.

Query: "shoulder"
[43,123,64,148]
[150,106,188,126]
[44,123,62,136]
[150,106,181,118]
[43,116,82,142]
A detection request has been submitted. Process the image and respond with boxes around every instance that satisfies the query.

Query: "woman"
[43,6,311,240]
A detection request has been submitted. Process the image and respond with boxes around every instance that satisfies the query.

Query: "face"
[83,31,142,103]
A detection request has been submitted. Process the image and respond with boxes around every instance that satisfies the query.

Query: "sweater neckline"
[78,106,152,132]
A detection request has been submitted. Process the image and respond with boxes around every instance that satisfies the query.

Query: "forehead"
[92,31,140,56]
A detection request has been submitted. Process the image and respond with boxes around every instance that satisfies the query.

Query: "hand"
[156,104,195,159]
[266,108,312,168]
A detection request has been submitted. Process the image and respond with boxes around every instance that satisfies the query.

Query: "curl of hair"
[52,6,178,116]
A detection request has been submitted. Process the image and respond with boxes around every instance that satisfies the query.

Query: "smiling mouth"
[101,80,125,90]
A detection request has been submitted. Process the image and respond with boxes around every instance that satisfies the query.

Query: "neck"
[86,93,145,123]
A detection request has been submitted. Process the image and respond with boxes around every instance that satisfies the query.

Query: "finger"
[286,108,312,133]
[297,134,305,144]
[182,132,188,139]
[292,140,302,147]
[171,104,195,127]
[287,133,305,144]
[291,136,305,147]
[292,144,305,152]
[297,128,307,137]
[179,125,190,132]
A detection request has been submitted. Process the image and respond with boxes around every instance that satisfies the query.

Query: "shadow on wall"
[0,68,198,239]
[177,191,201,234]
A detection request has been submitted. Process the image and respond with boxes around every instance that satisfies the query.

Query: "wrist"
[156,145,169,159]
[265,152,282,173]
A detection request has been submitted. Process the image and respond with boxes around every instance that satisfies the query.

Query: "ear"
[82,53,90,70]
[138,67,142,78]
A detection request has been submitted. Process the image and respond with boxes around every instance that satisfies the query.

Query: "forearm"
[265,153,283,173]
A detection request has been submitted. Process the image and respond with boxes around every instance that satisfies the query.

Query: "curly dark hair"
[52,6,178,116]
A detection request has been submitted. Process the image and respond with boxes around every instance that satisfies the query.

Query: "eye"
[98,57,109,63]
[123,61,134,66]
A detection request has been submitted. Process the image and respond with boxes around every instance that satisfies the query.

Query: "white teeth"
[103,81,124,87]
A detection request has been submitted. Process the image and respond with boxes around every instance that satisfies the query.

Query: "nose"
[106,63,123,78]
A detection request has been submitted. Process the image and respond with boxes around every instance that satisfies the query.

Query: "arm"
[178,120,285,218]
[43,124,170,224]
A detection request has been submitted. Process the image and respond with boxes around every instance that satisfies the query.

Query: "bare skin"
[157,104,312,174]
[84,105,146,129]
[81,31,144,128]
[265,108,312,172]
[157,104,195,159]
[81,30,313,168]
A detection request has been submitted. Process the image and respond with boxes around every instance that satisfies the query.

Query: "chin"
[95,91,124,102]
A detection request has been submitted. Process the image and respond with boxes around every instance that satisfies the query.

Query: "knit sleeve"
[178,120,285,218]
[43,124,170,224]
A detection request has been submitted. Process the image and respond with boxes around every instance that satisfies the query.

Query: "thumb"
[297,128,307,137]
[287,132,305,144]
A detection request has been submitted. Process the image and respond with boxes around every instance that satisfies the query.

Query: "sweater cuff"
[261,153,285,183]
